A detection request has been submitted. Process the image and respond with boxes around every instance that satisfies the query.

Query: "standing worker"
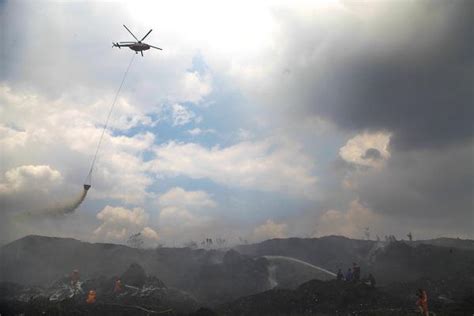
[70,269,80,286]
[416,288,429,316]
[367,273,376,288]
[114,279,123,294]
[352,262,361,282]
[345,268,353,282]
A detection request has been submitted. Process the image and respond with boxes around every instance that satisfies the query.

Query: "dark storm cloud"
[356,142,473,231]
[261,0,474,235]
[273,0,473,150]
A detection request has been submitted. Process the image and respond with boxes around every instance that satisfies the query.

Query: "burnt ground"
[0,263,201,316]
[1,276,472,315]
[217,279,473,316]
[1,236,473,315]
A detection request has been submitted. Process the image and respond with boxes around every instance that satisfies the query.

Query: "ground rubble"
[0,263,201,315]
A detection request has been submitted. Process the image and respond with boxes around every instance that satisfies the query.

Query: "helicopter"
[113,25,162,56]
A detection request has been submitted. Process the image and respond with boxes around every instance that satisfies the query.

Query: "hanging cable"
[16,54,137,219]
[85,53,136,188]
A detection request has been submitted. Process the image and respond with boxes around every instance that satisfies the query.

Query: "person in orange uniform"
[416,288,429,316]
[86,290,96,304]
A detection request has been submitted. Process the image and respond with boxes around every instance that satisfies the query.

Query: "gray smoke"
[18,186,90,219]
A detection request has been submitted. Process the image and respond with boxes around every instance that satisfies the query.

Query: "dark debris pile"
[0,263,200,316]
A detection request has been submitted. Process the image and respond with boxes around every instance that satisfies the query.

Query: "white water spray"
[263,255,337,277]
[267,264,278,288]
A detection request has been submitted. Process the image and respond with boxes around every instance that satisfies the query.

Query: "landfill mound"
[237,237,474,286]
[217,280,405,316]
[3,235,473,288]
[382,276,474,315]
[188,249,271,305]
[0,236,274,306]
[217,279,473,316]
[370,241,474,284]
[1,235,473,314]
[0,263,199,316]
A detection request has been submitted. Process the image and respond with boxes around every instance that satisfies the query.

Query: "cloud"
[214,0,472,239]
[0,84,154,204]
[339,132,391,168]
[141,226,160,241]
[96,206,148,228]
[0,165,62,193]
[0,125,28,151]
[228,1,473,151]
[149,139,317,198]
[361,148,382,161]
[187,127,216,137]
[94,205,152,242]
[157,187,215,228]
[178,72,212,104]
[0,2,215,111]
[0,84,154,157]
[236,128,254,141]
[158,187,217,209]
[187,128,203,136]
[313,199,379,239]
[0,164,70,219]
[169,103,197,126]
[0,83,157,244]
[157,187,216,243]
[326,142,474,239]
[159,206,204,230]
[0,164,97,220]
[356,144,474,221]
[253,219,288,241]
[1,1,472,243]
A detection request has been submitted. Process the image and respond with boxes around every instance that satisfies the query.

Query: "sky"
[0,0,472,246]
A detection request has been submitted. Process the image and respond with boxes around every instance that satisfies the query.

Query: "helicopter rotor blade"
[149,45,163,50]
[141,29,153,42]
[123,24,139,42]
